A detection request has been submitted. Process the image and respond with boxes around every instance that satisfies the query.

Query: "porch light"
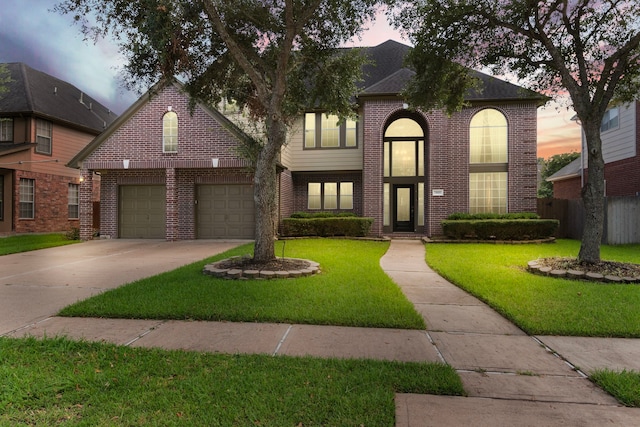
[123,159,130,169]
[211,158,219,168]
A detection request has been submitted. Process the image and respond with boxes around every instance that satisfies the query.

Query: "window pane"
[19,178,34,219]
[36,119,52,155]
[324,182,337,209]
[469,172,507,214]
[385,118,423,138]
[68,184,79,219]
[601,108,619,132]
[345,119,357,147]
[391,140,416,176]
[0,118,13,141]
[321,114,340,147]
[163,111,178,152]
[383,142,390,177]
[304,113,316,148]
[383,183,390,226]
[470,109,507,163]
[418,182,424,226]
[340,182,353,210]
[418,140,424,176]
[308,183,321,210]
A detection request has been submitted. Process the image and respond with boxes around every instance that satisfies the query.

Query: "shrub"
[446,212,540,220]
[441,219,558,240]
[289,212,357,219]
[281,216,373,237]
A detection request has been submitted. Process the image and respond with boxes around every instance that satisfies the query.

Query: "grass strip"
[425,240,640,337]
[591,369,640,407]
[0,233,79,255]
[0,337,464,426]
[59,239,426,330]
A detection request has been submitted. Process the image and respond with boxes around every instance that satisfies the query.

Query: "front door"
[394,184,414,232]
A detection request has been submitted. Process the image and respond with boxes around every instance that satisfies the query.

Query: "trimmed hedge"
[441,219,559,240]
[446,212,540,220]
[281,216,374,237]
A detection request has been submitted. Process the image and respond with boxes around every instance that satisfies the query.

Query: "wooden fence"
[537,196,640,244]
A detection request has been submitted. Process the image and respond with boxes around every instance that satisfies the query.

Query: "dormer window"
[163,111,178,153]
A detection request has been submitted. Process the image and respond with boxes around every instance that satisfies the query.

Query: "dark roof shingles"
[0,63,117,133]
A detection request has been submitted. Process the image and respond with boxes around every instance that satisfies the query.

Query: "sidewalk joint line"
[273,324,293,356]
[425,331,447,364]
[531,336,588,378]
[124,320,167,347]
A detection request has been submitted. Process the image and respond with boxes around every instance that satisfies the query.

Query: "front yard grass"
[0,337,464,426]
[425,240,640,408]
[0,233,79,255]
[425,240,640,337]
[60,239,426,330]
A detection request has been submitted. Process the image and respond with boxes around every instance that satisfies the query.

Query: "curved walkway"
[383,239,640,426]
[3,239,640,425]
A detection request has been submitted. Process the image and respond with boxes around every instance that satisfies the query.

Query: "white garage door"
[119,185,166,238]
[197,185,255,239]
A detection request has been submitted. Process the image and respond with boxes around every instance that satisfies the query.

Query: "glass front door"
[394,184,414,232]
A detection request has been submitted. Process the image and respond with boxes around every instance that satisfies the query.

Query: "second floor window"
[601,107,619,133]
[0,118,13,142]
[304,113,357,149]
[163,111,178,152]
[36,119,52,154]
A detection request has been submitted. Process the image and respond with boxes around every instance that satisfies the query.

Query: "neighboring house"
[548,101,640,198]
[0,63,116,234]
[69,40,544,240]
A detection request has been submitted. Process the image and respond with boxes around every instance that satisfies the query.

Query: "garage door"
[119,185,166,238]
[197,185,255,239]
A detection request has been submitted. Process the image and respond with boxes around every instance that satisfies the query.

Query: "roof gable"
[68,80,250,169]
[358,40,545,103]
[0,63,117,133]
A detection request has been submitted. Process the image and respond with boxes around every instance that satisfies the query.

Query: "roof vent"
[53,86,57,95]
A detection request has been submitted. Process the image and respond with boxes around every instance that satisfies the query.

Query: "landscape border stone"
[527,260,639,284]
[203,257,320,280]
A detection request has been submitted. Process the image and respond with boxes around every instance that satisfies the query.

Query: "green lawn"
[60,239,426,329]
[424,240,640,337]
[0,337,464,426]
[0,233,79,255]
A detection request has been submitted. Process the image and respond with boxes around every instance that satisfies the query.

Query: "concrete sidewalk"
[3,239,640,425]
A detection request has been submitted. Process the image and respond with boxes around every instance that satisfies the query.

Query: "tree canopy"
[389,0,640,262]
[56,0,378,261]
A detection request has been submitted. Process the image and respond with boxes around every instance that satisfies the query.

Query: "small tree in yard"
[388,0,640,263]
[538,152,580,198]
[56,0,378,262]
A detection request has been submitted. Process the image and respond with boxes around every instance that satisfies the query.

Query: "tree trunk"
[252,118,286,262]
[578,123,606,263]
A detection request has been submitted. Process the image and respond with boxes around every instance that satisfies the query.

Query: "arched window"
[469,109,507,214]
[163,111,178,153]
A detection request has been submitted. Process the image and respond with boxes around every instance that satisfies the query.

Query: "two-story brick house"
[0,63,116,235]
[549,101,640,198]
[69,40,544,240]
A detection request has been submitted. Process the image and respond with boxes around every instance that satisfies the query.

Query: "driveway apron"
[0,239,244,335]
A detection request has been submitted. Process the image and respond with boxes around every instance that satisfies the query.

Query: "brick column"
[79,168,94,240]
[166,167,178,241]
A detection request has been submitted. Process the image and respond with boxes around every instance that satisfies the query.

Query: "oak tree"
[389,0,640,262]
[56,0,377,261]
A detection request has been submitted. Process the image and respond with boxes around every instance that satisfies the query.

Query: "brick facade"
[12,170,80,234]
[77,82,540,241]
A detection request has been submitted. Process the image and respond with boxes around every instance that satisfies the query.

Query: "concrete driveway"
[0,239,246,335]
